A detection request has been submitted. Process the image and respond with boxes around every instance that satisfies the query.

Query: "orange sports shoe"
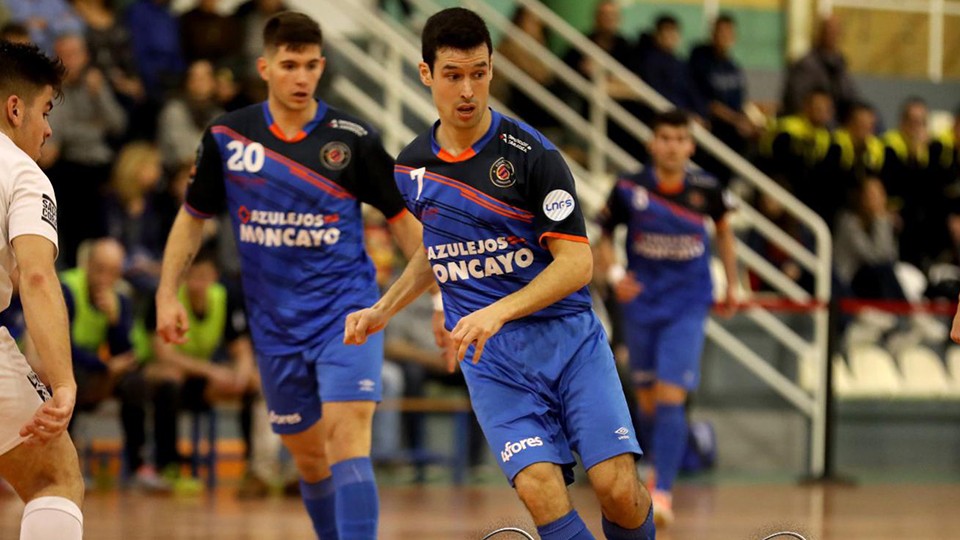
[651,489,674,529]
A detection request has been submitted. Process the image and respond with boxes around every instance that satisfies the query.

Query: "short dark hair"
[900,96,926,118]
[655,14,679,32]
[714,13,735,27]
[263,12,323,52]
[1,22,30,41]
[0,41,66,103]
[842,100,874,123]
[651,109,690,131]
[421,8,492,72]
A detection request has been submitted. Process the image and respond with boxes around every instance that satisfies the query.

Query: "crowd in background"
[1,0,959,493]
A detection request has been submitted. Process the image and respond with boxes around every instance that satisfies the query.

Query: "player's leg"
[647,306,709,527]
[257,351,334,539]
[315,334,384,540]
[558,311,654,539]
[623,321,659,481]
[0,433,84,540]
[513,462,596,539]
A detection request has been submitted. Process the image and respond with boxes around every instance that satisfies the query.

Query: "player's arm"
[594,183,642,303]
[712,189,739,313]
[450,237,592,366]
[344,247,435,346]
[13,234,75,445]
[156,129,226,344]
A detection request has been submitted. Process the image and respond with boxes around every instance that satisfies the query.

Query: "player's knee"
[654,382,686,404]
[513,463,569,521]
[596,472,642,519]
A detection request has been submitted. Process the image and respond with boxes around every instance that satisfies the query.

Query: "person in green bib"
[143,243,263,495]
[62,237,168,491]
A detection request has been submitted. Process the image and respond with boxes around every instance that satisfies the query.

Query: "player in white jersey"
[0,42,84,540]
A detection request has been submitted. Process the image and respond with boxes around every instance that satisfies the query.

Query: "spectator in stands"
[234,0,287,92]
[689,14,758,182]
[5,0,84,54]
[0,22,32,44]
[46,32,128,268]
[124,0,184,100]
[179,0,241,66]
[833,177,906,300]
[105,142,166,294]
[759,87,833,197]
[63,238,168,491]
[882,97,944,268]
[491,6,558,136]
[782,14,860,118]
[143,245,265,497]
[636,15,707,121]
[813,101,884,224]
[214,64,252,112]
[157,59,223,170]
[746,192,814,294]
[71,0,144,108]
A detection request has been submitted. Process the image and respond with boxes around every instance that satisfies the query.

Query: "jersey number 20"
[226,141,265,173]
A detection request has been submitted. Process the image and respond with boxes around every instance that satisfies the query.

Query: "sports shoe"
[130,465,173,493]
[237,472,271,499]
[651,489,674,528]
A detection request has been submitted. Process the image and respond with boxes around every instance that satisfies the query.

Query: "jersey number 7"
[410,167,426,200]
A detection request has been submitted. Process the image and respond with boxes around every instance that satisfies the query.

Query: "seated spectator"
[179,0,241,66]
[157,59,223,170]
[234,0,287,93]
[636,15,707,120]
[46,32,128,267]
[142,245,266,496]
[833,177,906,300]
[813,101,884,224]
[882,97,944,268]
[215,64,253,112]
[689,14,759,182]
[759,87,833,196]
[1,22,31,44]
[6,0,84,54]
[105,142,166,294]
[123,0,184,100]
[72,0,145,107]
[63,238,168,491]
[782,14,860,118]
[491,6,558,136]
[746,192,814,294]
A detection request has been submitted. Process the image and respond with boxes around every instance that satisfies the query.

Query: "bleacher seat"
[945,347,960,395]
[896,346,952,398]
[846,344,903,397]
[832,354,855,398]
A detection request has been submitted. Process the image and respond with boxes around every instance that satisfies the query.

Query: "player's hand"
[716,286,738,318]
[19,385,76,447]
[156,293,190,344]
[450,306,506,368]
[344,306,389,345]
[613,272,643,303]
[432,308,450,350]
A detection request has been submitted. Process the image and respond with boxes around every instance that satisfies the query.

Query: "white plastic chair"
[847,344,903,397]
[832,354,855,398]
[897,346,951,398]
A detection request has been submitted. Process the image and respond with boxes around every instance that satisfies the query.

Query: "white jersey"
[0,130,59,456]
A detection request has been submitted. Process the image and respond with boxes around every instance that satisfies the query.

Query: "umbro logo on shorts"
[358,379,375,392]
[615,427,630,440]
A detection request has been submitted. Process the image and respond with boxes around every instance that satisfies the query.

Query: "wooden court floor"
[2,482,959,539]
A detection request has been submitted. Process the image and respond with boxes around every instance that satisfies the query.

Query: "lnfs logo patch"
[41,193,57,231]
[489,157,516,188]
[321,141,351,170]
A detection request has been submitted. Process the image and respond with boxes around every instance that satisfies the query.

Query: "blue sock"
[653,404,686,492]
[330,457,379,540]
[300,477,338,540]
[602,505,655,539]
[536,510,595,540]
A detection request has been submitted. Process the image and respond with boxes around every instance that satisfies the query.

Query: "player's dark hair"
[655,14,679,32]
[421,8,492,73]
[0,41,65,103]
[651,109,690,131]
[263,11,323,53]
[191,241,220,270]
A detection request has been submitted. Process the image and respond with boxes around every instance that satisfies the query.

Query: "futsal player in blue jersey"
[154,12,427,540]
[345,8,655,540]
[596,109,737,528]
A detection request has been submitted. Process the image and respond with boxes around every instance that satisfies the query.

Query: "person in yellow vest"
[814,101,885,225]
[62,237,169,491]
[144,244,265,496]
[759,87,834,194]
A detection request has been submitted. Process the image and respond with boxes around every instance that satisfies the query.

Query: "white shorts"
[0,329,48,456]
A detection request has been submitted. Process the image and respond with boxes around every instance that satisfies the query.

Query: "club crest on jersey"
[321,141,351,170]
[489,157,516,188]
[632,187,649,210]
[688,190,706,210]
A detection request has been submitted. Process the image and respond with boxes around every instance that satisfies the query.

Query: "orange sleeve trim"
[386,208,410,224]
[539,232,590,248]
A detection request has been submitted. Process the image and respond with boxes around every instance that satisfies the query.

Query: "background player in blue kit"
[596,109,738,528]
[345,8,655,540]
[154,12,427,540]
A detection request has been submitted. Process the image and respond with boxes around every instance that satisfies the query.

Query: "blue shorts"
[461,310,641,485]
[256,332,384,435]
[624,306,709,390]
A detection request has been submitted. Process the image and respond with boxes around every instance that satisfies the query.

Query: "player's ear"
[318,56,327,78]
[418,61,433,87]
[5,95,23,128]
[256,56,269,82]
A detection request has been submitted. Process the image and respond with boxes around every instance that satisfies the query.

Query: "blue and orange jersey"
[598,167,732,323]
[185,101,406,354]
[395,109,592,330]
